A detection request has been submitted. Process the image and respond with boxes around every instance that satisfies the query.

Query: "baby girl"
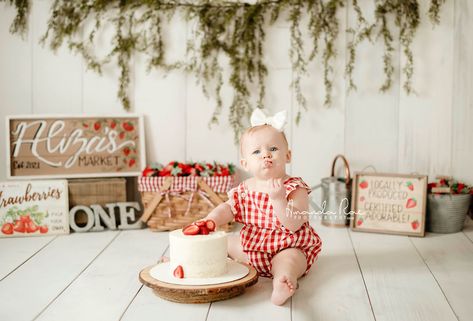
[204,109,322,305]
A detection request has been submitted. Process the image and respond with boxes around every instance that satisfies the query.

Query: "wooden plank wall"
[0,0,471,187]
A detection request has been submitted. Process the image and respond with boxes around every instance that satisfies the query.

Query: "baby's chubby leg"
[227,234,249,263]
[270,248,307,306]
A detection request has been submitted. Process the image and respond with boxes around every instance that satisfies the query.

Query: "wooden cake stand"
[139,263,258,304]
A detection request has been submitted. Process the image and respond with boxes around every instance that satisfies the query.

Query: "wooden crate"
[68,178,127,224]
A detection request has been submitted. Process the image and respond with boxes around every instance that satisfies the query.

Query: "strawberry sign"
[6,115,145,179]
[0,180,69,238]
[351,172,427,237]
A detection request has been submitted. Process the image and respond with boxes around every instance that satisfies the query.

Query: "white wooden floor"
[2,217,473,321]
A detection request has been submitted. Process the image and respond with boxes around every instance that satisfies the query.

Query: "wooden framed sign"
[351,172,428,237]
[0,180,69,237]
[6,115,146,179]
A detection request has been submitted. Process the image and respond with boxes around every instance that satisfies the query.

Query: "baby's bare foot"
[271,275,297,305]
[159,256,169,263]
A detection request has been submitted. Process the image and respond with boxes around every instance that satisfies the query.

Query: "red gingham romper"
[227,177,322,278]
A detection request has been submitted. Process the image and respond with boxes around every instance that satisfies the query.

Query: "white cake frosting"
[169,229,228,278]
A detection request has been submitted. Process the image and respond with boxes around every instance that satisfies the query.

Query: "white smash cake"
[169,225,228,279]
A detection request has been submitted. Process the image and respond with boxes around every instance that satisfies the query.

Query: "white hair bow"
[250,109,287,131]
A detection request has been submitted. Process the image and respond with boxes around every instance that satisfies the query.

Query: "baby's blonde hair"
[239,124,289,156]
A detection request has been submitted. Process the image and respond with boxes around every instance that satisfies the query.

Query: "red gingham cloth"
[227,177,322,278]
[138,175,235,194]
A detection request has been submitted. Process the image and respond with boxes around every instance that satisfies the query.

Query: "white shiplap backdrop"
[0,0,472,187]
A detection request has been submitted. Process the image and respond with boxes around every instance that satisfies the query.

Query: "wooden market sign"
[0,180,69,237]
[6,115,145,178]
[351,172,428,237]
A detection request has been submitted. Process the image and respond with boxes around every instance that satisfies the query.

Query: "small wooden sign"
[69,202,143,232]
[6,115,146,179]
[0,180,70,237]
[351,172,428,237]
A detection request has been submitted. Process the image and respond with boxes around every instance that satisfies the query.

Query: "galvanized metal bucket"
[310,155,352,227]
[427,194,471,233]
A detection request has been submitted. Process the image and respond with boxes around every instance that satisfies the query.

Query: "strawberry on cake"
[170,220,228,279]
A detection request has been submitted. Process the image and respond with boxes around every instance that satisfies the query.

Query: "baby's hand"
[267,178,286,201]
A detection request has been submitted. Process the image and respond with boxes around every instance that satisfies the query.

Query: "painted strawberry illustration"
[128,159,136,167]
[356,218,363,226]
[13,220,26,233]
[39,226,48,234]
[26,221,39,233]
[1,223,14,235]
[406,181,414,191]
[119,132,125,140]
[110,120,117,129]
[123,147,130,156]
[122,122,134,132]
[359,180,368,189]
[411,220,420,230]
[94,122,101,131]
[406,198,417,209]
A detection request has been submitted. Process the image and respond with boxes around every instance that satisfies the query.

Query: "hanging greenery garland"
[1,0,447,141]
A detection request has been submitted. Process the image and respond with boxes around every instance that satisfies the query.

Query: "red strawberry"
[20,215,31,223]
[406,198,417,209]
[411,220,419,230]
[94,122,101,131]
[195,220,206,227]
[173,265,184,278]
[26,221,39,233]
[183,225,200,235]
[128,159,136,167]
[406,181,414,191]
[200,226,209,235]
[122,122,134,132]
[356,219,363,226]
[119,132,125,140]
[39,226,48,234]
[428,182,437,189]
[13,220,26,233]
[123,147,130,156]
[110,120,117,129]
[359,180,368,189]
[1,223,13,235]
[159,169,172,176]
[206,220,216,232]
[142,166,154,177]
[178,163,193,175]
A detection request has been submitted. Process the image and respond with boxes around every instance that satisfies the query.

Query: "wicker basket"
[138,176,235,232]
[427,193,472,233]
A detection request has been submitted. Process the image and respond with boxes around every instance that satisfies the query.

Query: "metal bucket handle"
[331,154,351,186]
